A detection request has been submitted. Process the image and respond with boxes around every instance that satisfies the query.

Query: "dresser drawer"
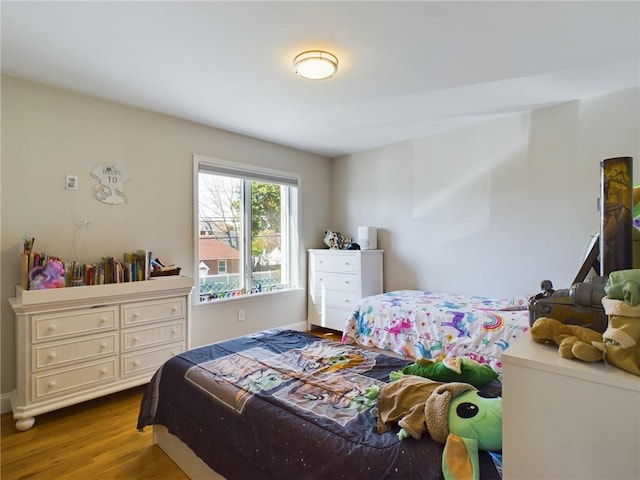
[33,358,117,400]
[33,307,117,343]
[122,298,185,327]
[33,332,118,370]
[309,305,350,331]
[315,271,357,292]
[312,288,358,309]
[324,307,351,331]
[308,303,322,322]
[121,342,184,377]
[122,321,185,352]
[313,254,358,273]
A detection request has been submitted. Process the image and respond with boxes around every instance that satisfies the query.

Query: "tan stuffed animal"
[530,317,603,362]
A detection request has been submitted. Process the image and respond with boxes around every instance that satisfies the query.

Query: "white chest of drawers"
[308,249,383,331]
[9,276,193,431]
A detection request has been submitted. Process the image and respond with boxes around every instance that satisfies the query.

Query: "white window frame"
[193,154,301,304]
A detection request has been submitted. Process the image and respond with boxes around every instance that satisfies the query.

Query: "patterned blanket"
[343,290,531,373]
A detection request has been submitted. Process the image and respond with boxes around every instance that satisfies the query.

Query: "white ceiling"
[2,1,639,158]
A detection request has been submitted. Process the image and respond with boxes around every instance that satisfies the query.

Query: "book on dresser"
[307,248,383,332]
[8,276,194,431]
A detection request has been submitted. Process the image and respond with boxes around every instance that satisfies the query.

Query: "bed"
[342,290,531,373]
[137,328,501,479]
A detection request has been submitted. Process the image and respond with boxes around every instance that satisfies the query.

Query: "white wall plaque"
[91,164,131,205]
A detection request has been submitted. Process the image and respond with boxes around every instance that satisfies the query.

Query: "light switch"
[66,174,78,191]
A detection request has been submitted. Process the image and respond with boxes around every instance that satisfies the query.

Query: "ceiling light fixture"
[293,50,338,80]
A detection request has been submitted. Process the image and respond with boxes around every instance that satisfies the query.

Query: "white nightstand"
[502,331,640,479]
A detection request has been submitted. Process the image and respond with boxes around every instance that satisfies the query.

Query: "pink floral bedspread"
[342,290,530,373]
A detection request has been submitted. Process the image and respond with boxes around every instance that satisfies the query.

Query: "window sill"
[193,287,304,310]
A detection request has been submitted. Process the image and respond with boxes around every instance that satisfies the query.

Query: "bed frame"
[154,425,223,479]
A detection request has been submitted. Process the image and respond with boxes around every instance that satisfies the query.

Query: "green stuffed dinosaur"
[389,356,499,387]
[367,376,502,480]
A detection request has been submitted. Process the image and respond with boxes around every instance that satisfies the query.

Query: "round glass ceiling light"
[293,50,338,80]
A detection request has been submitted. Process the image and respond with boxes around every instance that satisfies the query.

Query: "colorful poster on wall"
[91,163,131,205]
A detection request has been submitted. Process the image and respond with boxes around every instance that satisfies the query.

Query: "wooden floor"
[0,329,341,480]
[308,327,342,342]
[0,386,188,480]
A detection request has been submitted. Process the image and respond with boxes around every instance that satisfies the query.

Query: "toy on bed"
[389,356,499,387]
[530,317,604,362]
[367,376,502,480]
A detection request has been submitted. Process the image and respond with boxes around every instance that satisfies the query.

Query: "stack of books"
[18,245,162,289]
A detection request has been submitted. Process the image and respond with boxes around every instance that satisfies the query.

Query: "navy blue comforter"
[137,329,500,479]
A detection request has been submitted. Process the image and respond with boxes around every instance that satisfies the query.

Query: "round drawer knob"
[99,317,107,323]
[171,307,177,313]
[100,368,107,375]
[100,343,107,349]
[48,324,56,331]
[48,353,57,360]
[171,329,177,335]
[132,336,139,342]
[132,312,140,319]
[48,381,56,388]
[133,361,140,367]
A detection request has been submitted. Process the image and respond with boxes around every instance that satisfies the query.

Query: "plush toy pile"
[531,268,640,377]
[367,376,502,480]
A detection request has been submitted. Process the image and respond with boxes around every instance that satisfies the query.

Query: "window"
[217,260,227,274]
[194,155,300,303]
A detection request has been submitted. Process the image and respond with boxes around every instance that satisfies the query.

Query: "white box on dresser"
[502,331,640,480]
[9,276,193,431]
[308,249,383,332]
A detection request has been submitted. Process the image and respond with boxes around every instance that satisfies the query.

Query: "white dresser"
[502,331,640,479]
[9,276,193,431]
[308,249,383,331]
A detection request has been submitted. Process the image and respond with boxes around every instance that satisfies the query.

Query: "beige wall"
[0,75,332,397]
[332,87,640,298]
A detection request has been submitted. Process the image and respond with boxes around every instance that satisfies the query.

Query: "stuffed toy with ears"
[530,317,603,362]
[368,376,502,480]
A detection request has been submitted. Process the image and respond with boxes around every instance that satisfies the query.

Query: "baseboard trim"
[279,320,307,331]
